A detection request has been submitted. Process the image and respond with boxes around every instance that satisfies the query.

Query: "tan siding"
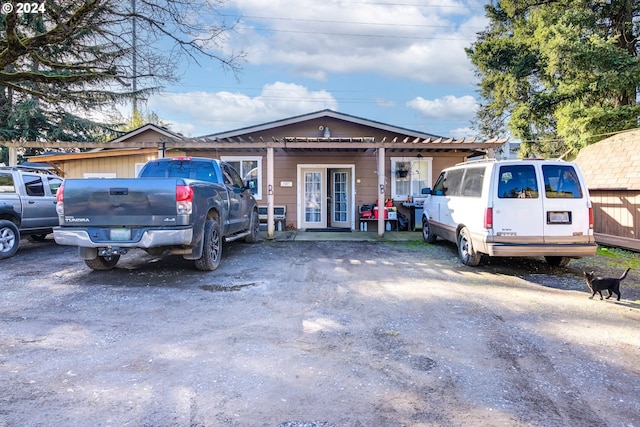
[185,150,467,229]
[50,142,474,229]
[60,153,160,178]
[589,189,640,250]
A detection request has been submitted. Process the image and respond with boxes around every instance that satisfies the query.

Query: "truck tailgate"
[62,178,181,227]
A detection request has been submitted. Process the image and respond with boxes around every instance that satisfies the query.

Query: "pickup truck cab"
[53,157,259,271]
[0,166,62,259]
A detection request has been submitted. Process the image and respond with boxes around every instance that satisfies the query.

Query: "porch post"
[267,146,275,238]
[8,145,18,166]
[377,147,386,237]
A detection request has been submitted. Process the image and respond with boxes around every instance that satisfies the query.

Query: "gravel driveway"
[1,237,639,426]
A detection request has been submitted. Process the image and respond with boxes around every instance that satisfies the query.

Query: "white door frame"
[297,164,356,230]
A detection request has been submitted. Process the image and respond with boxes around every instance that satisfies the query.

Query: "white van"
[422,159,597,266]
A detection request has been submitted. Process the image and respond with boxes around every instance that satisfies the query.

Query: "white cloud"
[219,0,486,84]
[147,82,338,135]
[407,95,479,120]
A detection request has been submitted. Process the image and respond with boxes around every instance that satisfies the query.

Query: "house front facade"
[26,110,507,236]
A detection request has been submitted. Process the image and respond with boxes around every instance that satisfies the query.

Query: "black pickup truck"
[53,157,259,270]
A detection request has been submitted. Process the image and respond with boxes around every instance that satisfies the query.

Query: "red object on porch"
[373,207,388,219]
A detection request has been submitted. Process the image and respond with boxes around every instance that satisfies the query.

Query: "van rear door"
[540,163,591,243]
[491,163,544,243]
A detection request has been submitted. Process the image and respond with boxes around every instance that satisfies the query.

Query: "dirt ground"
[1,236,639,427]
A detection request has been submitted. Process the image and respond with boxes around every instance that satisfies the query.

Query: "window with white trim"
[221,156,263,200]
[391,157,432,200]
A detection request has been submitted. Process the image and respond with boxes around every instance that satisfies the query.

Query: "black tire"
[195,219,222,271]
[245,209,260,243]
[29,234,49,242]
[545,256,571,267]
[422,217,437,244]
[0,220,20,259]
[84,255,120,270]
[457,227,481,266]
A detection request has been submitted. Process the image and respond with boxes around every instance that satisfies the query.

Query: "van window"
[432,172,446,195]
[543,165,583,198]
[436,169,464,196]
[498,165,539,199]
[461,167,485,197]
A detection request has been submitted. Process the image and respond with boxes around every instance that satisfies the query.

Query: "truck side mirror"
[421,188,431,195]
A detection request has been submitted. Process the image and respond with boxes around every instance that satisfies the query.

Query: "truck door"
[20,174,59,230]
[222,164,251,234]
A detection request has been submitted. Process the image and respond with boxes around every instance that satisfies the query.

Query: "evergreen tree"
[467,0,640,157]
[0,0,242,158]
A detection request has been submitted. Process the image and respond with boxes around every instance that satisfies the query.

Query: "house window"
[391,157,432,200]
[221,156,262,200]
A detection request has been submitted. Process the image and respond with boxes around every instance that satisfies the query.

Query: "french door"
[301,169,327,229]
[330,169,350,228]
[298,166,354,230]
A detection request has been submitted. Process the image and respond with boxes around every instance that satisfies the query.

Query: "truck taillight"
[176,185,193,215]
[56,184,64,202]
[589,207,594,229]
[484,207,493,230]
[55,184,64,215]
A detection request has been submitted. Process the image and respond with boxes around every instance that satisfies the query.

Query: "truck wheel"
[84,255,120,270]
[422,217,437,244]
[195,219,222,271]
[245,209,260,243]
[457,226,481,266]
[545,256,571,267]
[0,220,20,259]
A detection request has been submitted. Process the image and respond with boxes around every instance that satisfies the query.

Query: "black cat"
[583,268,630,301]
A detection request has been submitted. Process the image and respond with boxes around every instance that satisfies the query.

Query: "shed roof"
[575,129,640,190]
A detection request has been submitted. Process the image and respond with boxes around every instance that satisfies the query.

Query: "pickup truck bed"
[53,157,259,270]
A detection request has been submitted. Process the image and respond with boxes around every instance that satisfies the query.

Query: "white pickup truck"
[0,166,62,259]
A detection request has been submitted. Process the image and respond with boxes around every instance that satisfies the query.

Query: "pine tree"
[467,0,640,158]
[0,0,242,153]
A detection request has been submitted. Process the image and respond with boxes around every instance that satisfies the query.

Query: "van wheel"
[0,220,20,259]
[457,227,481,266]
[195,219,222,271]
[545,256,570,267]
[422,217,437,243]
[84,255,120,270]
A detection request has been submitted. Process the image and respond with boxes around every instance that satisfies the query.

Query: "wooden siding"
[590,189,640,251]
[189,149,466,229]
[60,152,162,178]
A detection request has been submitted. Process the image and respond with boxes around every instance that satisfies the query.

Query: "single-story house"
[575,130,640,251]
[27,110,507,236]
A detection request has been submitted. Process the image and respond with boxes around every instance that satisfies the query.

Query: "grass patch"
[596,246,640,269]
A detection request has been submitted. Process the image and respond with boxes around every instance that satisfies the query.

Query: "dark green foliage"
[0,0,242,145]
[467,0,640,158]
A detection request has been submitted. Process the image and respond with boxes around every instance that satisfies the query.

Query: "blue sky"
[141,0,490,138]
